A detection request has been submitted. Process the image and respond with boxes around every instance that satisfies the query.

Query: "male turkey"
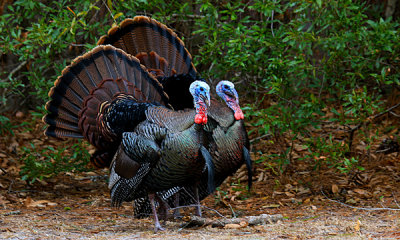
[96,16,252,216]
[42,43,215,231]
[134,80,252,217]
[108,80,215,231]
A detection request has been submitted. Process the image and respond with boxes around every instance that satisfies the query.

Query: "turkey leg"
[148,193,165,232]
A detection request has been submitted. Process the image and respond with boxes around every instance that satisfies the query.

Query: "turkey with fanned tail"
[43,15,252,230]
[42,44,215,232]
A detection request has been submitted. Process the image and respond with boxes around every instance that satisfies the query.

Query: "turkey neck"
[206,99,236,129]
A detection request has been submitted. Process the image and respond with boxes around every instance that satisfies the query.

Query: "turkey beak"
[224,88,239,105]
[232,88,239,105]
[199,92,210,106]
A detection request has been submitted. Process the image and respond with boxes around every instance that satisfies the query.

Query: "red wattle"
[202,115,208,124]
[195,114,207,124]
[234,110,244,120]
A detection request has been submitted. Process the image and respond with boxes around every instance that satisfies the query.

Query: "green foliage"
[302,134,364,173]
[194,0,399,173]
[0,0,107,106]
[19,141,91,184]
[0,115,16,135]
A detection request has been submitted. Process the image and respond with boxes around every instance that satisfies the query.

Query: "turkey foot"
[149,193,165,232]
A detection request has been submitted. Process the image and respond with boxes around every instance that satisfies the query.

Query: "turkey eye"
[224,85,229,90]
[199,87,204,91]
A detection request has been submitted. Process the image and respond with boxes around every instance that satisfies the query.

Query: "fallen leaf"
[354,220,361,232]
[353,188,370,196]
[293,143,308,151]
[311,205,317,210]
[257,172,264,182]
[239,221,249,227]
[332,184,339,194]
[224,223,242,229]
[345,198,358,204]
[285,192,295,198]
[25,198,57,208]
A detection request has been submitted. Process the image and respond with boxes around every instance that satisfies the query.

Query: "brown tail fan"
[43,45,169,167]
[97,16,197,78]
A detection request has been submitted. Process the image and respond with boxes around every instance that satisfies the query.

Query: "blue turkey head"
[216,80,244,120]
[189,81,211,124]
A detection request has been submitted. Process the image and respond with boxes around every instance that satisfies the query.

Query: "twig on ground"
[250,133,272,143]
[389,111,400,118]
[169,204,226,219]
[182,214,283,228]
[348,101,400,151]
[228,203,237,218]
[1,60,27,83]
[7,180,14,193]
[392,192,400,208]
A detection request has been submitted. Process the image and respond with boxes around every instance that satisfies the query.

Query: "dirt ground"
[2,113,400,239]
[1,168,400,239]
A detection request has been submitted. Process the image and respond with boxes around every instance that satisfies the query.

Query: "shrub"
[19,140,91,183]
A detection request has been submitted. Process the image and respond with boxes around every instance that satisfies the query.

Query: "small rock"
[47,202,58,207]
[15,111,24,118]
[54,183,70,190]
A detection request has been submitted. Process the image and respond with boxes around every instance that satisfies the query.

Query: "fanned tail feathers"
[97,16,197,78]
[43,45,169,167]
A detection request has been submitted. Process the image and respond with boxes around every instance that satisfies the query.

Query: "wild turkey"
[43,42,215,231]
[180,80,251,205]
[97,16,252,216]
[108,80,215,232]
[133,81,252,217]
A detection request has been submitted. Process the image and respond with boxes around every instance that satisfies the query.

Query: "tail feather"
[45,103,79,123]
[45,126,83,139]
[136,52,171,78]
[97,16,197,78]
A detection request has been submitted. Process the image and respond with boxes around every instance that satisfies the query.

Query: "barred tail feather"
[97,16,197,78]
